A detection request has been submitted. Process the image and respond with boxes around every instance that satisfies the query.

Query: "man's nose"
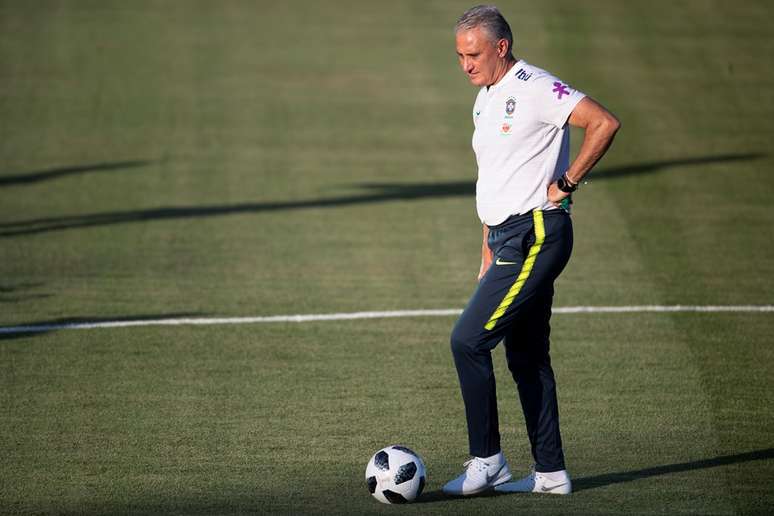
[462,57,473,72]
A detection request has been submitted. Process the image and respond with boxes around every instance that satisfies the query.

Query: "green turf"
[2,0,773,514]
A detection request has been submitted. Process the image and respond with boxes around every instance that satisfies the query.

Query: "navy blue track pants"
[450,209,573,472]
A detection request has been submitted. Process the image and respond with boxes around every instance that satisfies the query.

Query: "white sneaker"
[494,466,572,495]
[442,453,512,496]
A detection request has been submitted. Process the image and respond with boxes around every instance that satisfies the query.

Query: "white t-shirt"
[472,60,586,225]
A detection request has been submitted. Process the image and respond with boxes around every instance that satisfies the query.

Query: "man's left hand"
[547,182,570,207]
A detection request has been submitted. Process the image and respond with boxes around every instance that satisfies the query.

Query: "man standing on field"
[442,5,620,496]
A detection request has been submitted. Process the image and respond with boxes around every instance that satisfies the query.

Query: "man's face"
[455,27,505,87]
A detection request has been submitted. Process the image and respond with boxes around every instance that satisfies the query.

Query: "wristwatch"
[556,173,578,193]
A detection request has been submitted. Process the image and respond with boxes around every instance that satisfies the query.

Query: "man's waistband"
[486,208,567,231]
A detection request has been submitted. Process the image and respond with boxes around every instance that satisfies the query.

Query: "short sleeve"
[532,74,586,128]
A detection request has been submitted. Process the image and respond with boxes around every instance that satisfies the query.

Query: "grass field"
[2,1,774,514]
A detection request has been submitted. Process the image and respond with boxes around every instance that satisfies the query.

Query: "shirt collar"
[487,59,523,92]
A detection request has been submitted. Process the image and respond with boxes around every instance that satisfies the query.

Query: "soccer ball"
[365,445,426,504]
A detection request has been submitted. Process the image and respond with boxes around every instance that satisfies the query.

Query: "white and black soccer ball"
[365,445,426,504]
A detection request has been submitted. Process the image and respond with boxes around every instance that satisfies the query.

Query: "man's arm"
[478,224,492,281]
[547,96,620,205]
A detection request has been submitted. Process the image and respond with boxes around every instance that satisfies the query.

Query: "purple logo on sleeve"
[552,82,570,99]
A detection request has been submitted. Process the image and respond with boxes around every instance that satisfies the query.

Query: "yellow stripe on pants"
[484,210,546,331]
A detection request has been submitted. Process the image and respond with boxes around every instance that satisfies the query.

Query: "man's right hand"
[478,225,492,281]
[478,251,493,281]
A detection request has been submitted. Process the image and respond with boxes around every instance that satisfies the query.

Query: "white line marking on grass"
[553,305,774,314]
[1,305,772,335]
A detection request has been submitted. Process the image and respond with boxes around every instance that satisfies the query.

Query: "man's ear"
[497,38,510,58]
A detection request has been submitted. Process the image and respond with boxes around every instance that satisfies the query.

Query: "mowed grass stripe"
[1,305,772,334]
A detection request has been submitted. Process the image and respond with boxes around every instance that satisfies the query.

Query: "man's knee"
[450,325,471,356]
[451,316,504,357]
[450,320,486,357]
[505,351,530,380]
[506,348,554,385]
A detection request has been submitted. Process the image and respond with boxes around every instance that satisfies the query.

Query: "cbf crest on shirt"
[505,97,516,116]
[471,60,585,226]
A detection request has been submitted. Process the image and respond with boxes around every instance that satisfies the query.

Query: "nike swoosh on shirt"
[495,258,518,265]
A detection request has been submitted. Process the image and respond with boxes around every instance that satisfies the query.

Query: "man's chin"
[468,75,486,86]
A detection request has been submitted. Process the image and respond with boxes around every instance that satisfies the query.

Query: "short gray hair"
[455,5,514,54]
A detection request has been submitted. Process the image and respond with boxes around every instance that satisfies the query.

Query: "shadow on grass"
[414,448,774,503]
[0,282,51,304]
[0,182,473,238]
[590,152,765,181]
[0,153,764,238]
[412,488,503,504]
[572,447,774,492]
[0,312,205,340]
[0,160,154,186]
